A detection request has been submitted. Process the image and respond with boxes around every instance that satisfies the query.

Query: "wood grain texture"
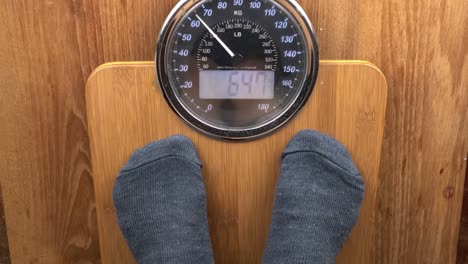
[86,61,387,264]
[0,183,10,264]
[0,1,101,263]
[458,166,468,264]
[0,0,467,263]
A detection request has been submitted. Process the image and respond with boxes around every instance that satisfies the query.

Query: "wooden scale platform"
[86,61,387,264]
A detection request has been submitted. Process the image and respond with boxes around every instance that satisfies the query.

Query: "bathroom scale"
[86,0,387,263]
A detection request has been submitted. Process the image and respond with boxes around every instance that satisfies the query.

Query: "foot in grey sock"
[262,130,365,264]
[113,135,214,264]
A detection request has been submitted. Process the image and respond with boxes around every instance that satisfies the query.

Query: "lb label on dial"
[157,0,319,141]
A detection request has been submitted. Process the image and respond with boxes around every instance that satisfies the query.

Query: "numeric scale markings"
[162,0,314,132]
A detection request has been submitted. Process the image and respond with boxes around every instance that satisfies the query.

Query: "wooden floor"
[0,0,467,263]
[457,169,468,264]
[0,184,10,264]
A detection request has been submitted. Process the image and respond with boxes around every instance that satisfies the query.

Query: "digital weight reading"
[157,0,319,140]
[199,70,275,99]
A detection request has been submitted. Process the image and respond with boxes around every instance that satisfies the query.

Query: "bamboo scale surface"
[86,61,387,264]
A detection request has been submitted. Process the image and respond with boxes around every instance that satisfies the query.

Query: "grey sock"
[262,130,365,264]
[113,135,214,264]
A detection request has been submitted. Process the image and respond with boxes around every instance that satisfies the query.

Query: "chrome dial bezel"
[156,0,319,141]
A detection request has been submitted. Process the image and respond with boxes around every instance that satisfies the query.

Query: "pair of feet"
[113,130,365,264]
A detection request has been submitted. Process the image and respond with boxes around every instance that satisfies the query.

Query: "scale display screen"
[199,70,275,99]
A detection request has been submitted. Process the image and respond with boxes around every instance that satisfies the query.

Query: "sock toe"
[282,130,360,176]
[120,135,201,173]
[112,135,214,263]
[263,131,365,264]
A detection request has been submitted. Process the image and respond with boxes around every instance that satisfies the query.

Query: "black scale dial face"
[157,0,319,141]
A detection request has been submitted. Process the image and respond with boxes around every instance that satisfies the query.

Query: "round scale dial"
[157,0,319,140]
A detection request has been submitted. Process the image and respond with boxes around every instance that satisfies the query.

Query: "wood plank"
[457,164,468,264]
[0,183,10,264]
[0,0,467,263]
[86,61,387,264]
[0,1,102,262]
